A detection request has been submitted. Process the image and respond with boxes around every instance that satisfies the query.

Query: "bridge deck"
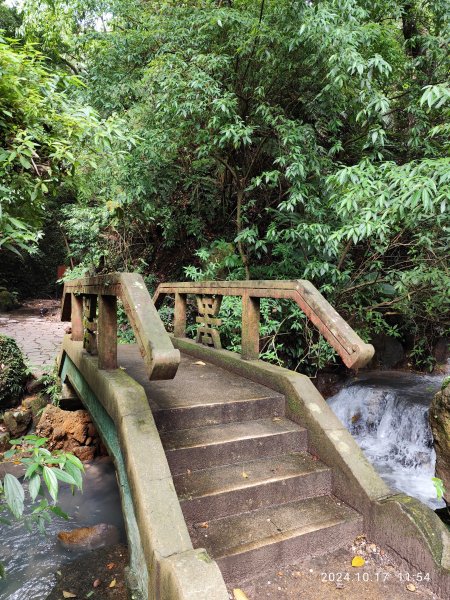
[117,343,283,414]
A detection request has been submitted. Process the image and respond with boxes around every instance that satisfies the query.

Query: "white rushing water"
[328,371,445,509]
[0,459,125,600]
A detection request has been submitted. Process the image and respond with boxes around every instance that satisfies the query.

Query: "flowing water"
[328,371,446,509]
[0,459,125,600]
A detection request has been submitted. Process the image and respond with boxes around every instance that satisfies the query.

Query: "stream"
[328,370,446,509]
[0,459,125,600]
[0,371,446,598]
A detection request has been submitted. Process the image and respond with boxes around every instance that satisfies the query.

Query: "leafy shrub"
[0,335,27,408]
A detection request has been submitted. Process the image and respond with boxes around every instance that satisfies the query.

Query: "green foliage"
[0,335,27,408]
[38,366,62,406]
[0,433,84,579]
[432,477,446,502]
[0,33,127,257]
[10,0,450,371]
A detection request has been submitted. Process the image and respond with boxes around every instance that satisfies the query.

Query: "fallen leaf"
[351,556,365,567]
[406,583,416,592]
[233,589,250,600]
[86,593,94,599]
[109,579,116,588]
[93,579,101,588]
[193,361,206,366]
[106,562,115,570]
[198,522,209,529]
[62,593,77,599]
[242,471,249,479]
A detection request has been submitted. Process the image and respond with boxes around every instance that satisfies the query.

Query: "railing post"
[98,295,118,370]
[241,293,260,360]
[70,293,83,341]
[174,293,187,338]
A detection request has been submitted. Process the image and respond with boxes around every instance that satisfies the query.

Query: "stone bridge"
[58,273,450,599]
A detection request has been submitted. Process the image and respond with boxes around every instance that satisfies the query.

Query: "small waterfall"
[328,371,445,509]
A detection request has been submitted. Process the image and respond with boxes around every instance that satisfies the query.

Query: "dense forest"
[0,0,449,372]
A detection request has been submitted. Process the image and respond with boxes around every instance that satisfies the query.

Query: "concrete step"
[154,394,285,431]
[162,418,307,476]
[190,495,363,584]
[176,452,332,522]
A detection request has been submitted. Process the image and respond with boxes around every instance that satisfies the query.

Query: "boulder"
[433,338,450,371]
[57,523,119,551]
[3,407,32,437]
[429,379,450,502]
[0,430,10,453]
[370,333,405,369]
[36,404,103,459]
[22,394,49,423]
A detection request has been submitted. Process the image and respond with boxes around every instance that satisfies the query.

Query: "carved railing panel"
[195,295,222,349]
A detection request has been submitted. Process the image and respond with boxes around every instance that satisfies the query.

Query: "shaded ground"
[46,544,129,600]
[230,536,442,600]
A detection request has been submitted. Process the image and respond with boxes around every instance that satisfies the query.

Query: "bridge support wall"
[59,335,228,600]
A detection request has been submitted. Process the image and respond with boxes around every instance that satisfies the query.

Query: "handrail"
[154,280,374,370]
[61,273,180,380]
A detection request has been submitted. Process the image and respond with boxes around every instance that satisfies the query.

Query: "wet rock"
[57,523,120,551]
[25,377,45,395]
[0,430,10,452]
[370,334,405,369]
[36,404,104,459]
[433,338,450,371]
[22,394,48,418]
[73,445,95,461]
[429,380,450,502]
[3,407,32,437]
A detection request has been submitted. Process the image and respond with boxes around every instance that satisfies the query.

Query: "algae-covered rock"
[3,407,32,437]
[0,334,27,408]
[429,379,450,502]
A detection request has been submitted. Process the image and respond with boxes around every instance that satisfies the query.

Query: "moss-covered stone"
[429,383,450,503]
[0,335,27,408]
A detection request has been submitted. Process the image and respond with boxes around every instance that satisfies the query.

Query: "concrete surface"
[0,305,65,370]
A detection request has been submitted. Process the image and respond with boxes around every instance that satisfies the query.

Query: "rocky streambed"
[0,459,126,600]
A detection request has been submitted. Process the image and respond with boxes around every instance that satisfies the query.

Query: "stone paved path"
[0,305,66,372]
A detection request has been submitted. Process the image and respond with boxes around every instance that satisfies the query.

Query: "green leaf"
[49,505,69,520]
[43,466,58,502]
[64,461,83,490]
[65,454,84,471]
[29,473,41,502]
[25,462,40,479]
[4,473,25,519]
[432,477,446,501]
[52,468,76,486]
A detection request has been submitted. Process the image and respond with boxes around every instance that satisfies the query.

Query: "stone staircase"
[124,351,364,586]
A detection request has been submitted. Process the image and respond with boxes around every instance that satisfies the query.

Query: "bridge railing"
[61,273,180,380]
[154,280,374,370]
